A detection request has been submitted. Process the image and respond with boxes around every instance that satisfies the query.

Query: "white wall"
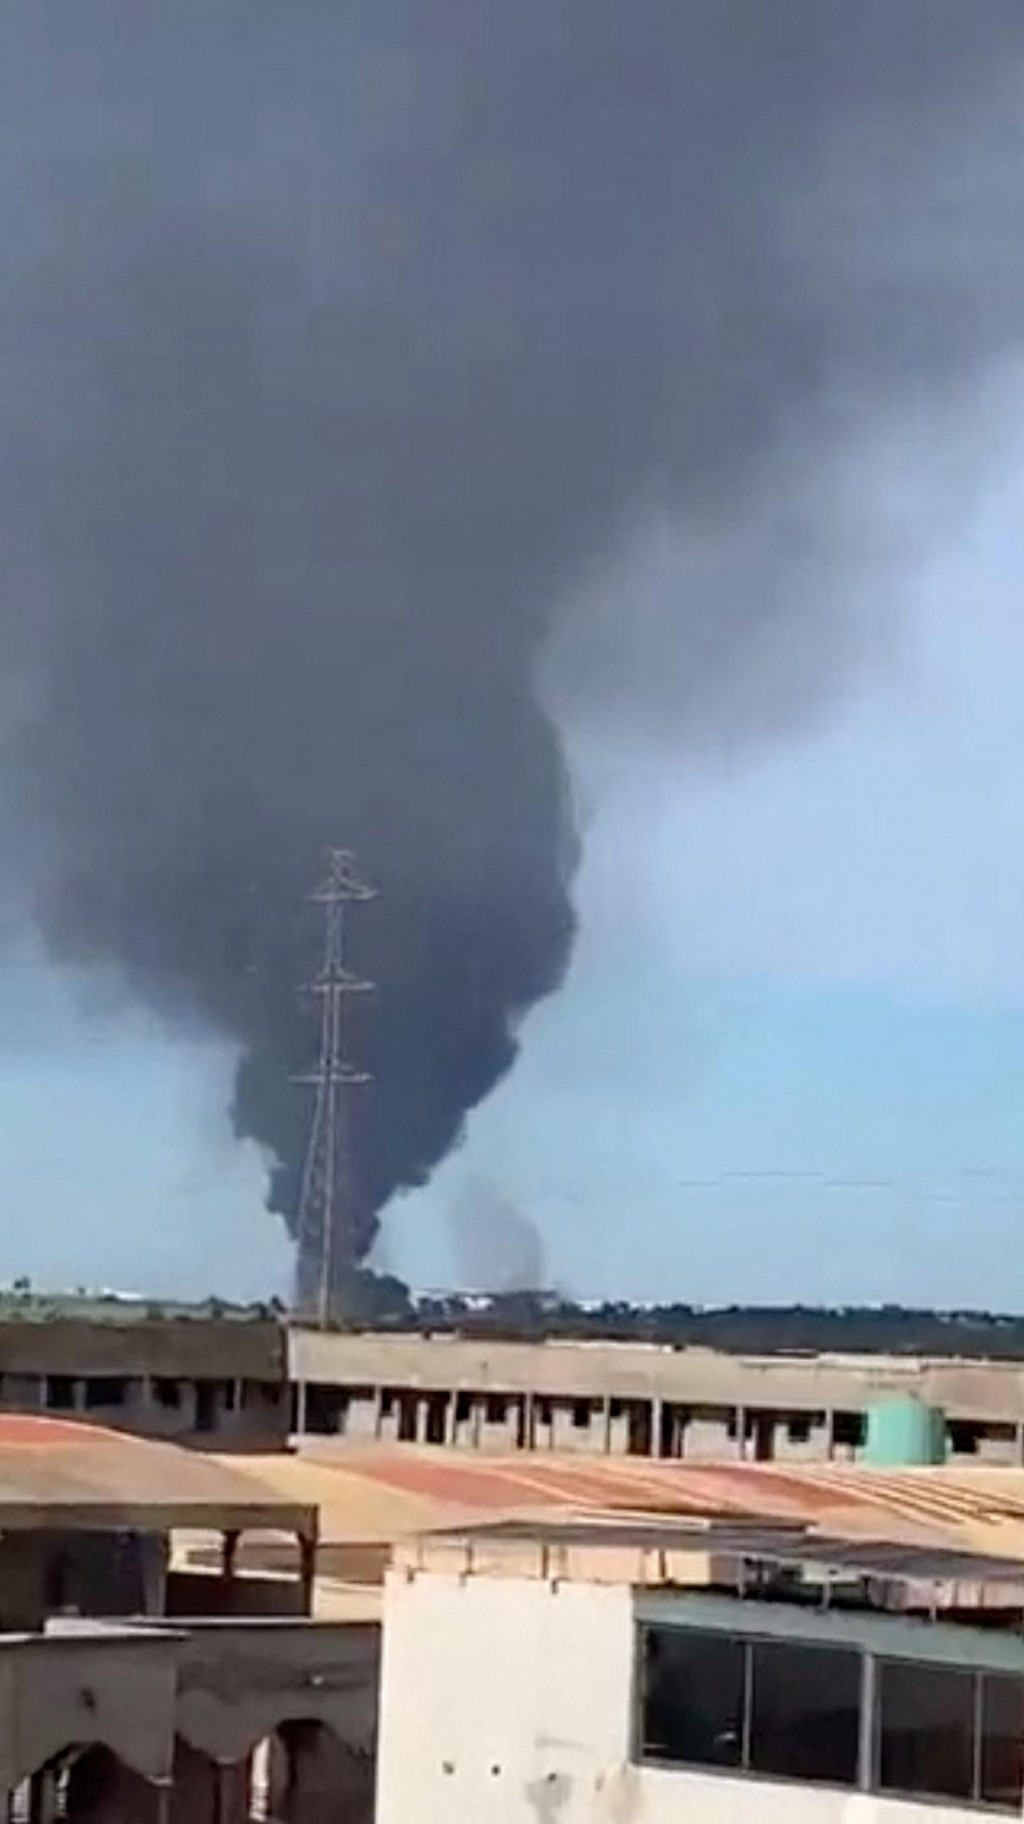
[376,1569,1021,1824]
[376,1570,633,1824]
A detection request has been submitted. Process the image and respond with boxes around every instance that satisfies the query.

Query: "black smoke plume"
[1,4,1023,1291]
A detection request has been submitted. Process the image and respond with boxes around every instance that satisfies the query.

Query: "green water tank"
[863,1397,946,1466]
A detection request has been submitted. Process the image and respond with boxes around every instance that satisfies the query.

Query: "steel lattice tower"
[293,848,376,1327]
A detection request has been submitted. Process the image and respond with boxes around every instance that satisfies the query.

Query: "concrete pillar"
[28,1771,56,1824]
[214,1761,248,1824]
[736,1405,748,1461]
[858,1653,877,1791]
[1015,1419,1024,1466]
[651,1396,663,1459]
[299,1534,317,1614]
[522,1393,535,1450]
[141,1534,169,1617]
[445,1393,458,1446]
[471,1396,484,1448]
[372,1385,384,1439]
[826,1409,836,1462]
[294,1381,308,1438]
[220,1530,239,1601]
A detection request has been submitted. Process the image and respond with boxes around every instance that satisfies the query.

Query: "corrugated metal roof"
[429,1512,1024,1589]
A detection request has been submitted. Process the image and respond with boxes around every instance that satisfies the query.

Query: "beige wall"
[290,1330,1024,1424]
[176,1619,379,1766]
[0,1631,179,1794]
[0,1320,281,1379]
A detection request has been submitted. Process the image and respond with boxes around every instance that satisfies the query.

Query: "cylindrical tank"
[863,1397,946,1466]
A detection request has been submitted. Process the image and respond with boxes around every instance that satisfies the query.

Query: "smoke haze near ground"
[1,5,1024,1280]
[446,1178,547,1296]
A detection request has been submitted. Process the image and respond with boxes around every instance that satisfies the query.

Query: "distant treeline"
[6,1273,1023,1360]
[338,1272,1024,1359]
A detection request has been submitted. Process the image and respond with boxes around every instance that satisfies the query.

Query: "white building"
[376,1517,1024,1823]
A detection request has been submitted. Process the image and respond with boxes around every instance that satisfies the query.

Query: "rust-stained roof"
[220,1443,1024,1560]
[0,1415,316,1536]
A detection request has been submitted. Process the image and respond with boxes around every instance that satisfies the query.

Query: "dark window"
[786,1415,812,1444]
[425,1395,448,1445]
[194,1380,218,1433]
[45,1376,75,1410]
[485,1395,507,1425]
[640,1628,744,1770]
[641,1631,1024,1811]
[537,1397,553,1425]
[878,1661,974,1802]
[455,1392,472,1423]
[83,1376,128,1410]
[306,1385,348,1435]
[572,1401,591,1430]
[153,1378,182,1410]
[832,1411,866,1448]
[948,1420,980,1456]
[981,1674,1024,1810]
[748,1640,859,1786]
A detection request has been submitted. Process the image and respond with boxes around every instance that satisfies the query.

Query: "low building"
[10,1311,1024,1468]
[377,1516,1024,1822]
[289,1328,1024,1466]
[0,1313,288,1446]
[0,1415,377,1821]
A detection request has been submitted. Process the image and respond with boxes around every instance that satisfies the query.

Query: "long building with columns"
[3,1310,1024,1464]
[288,1328,1024,1464]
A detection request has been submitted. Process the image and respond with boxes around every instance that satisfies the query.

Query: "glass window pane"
[878,1661,974,1802]
[981,1673,1024,1809]
[748,1640,860,1786]
[640,1628,744,1769]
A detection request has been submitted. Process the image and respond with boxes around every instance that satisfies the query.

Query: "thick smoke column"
[1,4,1024,1281]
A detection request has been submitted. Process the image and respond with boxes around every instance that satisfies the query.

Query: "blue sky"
[4,360,1024,1307]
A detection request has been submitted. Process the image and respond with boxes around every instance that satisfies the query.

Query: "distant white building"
[376,1518,1024,1822]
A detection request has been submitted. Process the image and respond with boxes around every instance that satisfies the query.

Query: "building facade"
[9,1316,1024,1465]
[377,1526,1024,1823]
[0,1416,378,1822]
[290,1328,1024,1465]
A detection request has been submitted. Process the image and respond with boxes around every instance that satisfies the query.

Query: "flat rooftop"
[221,1442,1024,1554]
[0,1414,316,1535]
[398,1510,1024,1609]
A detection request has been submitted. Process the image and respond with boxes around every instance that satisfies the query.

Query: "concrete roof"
[0,1415,316,1536]
[220,1443,1024,1557]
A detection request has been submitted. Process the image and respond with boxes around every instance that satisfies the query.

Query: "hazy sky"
[4,352,1024,1307]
